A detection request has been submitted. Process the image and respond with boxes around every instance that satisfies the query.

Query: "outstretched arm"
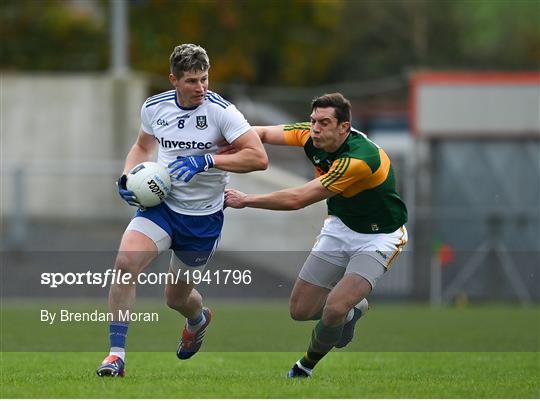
[212,128,268,172]
[253,125,288,145]
[217,123,308,155]
[225,178,335,211]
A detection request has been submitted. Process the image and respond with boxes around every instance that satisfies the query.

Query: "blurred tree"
[1,0,538,82]
[0,0,108,71]
[332,0,539,81]
[129,0,344,85]
[455,0,540,69]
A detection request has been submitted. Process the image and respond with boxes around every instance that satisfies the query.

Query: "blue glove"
[168,154,214,182]
[117,174,143,209]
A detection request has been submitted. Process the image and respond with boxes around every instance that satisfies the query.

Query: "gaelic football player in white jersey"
[97,44,268,377]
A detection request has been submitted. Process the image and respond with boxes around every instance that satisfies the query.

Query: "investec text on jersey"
[157,137,213,149]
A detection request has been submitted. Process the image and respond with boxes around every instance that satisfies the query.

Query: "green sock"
[300,320,343,370]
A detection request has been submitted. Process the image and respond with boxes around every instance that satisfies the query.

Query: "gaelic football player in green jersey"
[225,93,408,378]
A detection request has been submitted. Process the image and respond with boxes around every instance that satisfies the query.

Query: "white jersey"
[140,90,250,215]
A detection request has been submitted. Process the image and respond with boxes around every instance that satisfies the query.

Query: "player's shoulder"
[349,127,368,141]
[341,129,383,162]
[143,90,176,109]
[204,90,234,111]
[346,129,377,152]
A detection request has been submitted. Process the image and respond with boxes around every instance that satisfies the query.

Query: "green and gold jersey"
[283,122,407,234]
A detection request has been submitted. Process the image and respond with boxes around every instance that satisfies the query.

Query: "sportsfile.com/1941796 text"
[40,268,253,288]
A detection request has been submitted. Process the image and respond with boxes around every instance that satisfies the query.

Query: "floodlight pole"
[110,0,129,76]
[109,0,130,158]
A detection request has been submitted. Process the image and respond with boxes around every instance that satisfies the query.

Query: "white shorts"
[299,215,408,289]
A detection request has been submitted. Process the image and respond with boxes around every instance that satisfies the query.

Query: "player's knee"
[114,252,143,276]
[289,301,314,321]
[322,301,349,323]
[289,307,307,321]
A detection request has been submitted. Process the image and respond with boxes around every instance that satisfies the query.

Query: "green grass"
[1,302,539,397]
[1,352,538,398]
[2,302,539,352]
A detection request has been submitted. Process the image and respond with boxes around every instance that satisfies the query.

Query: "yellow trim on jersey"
[319,149,391,197]
[320,158,351,187]
[386,226,408,270]
[283,123,311,147]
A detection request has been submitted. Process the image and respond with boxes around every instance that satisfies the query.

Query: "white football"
[126,162,172,208]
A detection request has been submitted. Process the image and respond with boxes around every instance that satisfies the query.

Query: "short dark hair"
[169,44,210,78]
[311,93,351,124]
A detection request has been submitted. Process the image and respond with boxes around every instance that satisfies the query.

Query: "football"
[126,162,172,208]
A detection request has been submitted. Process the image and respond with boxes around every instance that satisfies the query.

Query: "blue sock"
[109,321,129,359]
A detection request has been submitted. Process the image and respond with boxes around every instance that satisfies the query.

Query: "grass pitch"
[1,351,538,398]
[1,302,539,398]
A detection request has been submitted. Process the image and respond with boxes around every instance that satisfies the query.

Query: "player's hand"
[168,154,214,182]
[116,174,144,209]
[224,188,248,209]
